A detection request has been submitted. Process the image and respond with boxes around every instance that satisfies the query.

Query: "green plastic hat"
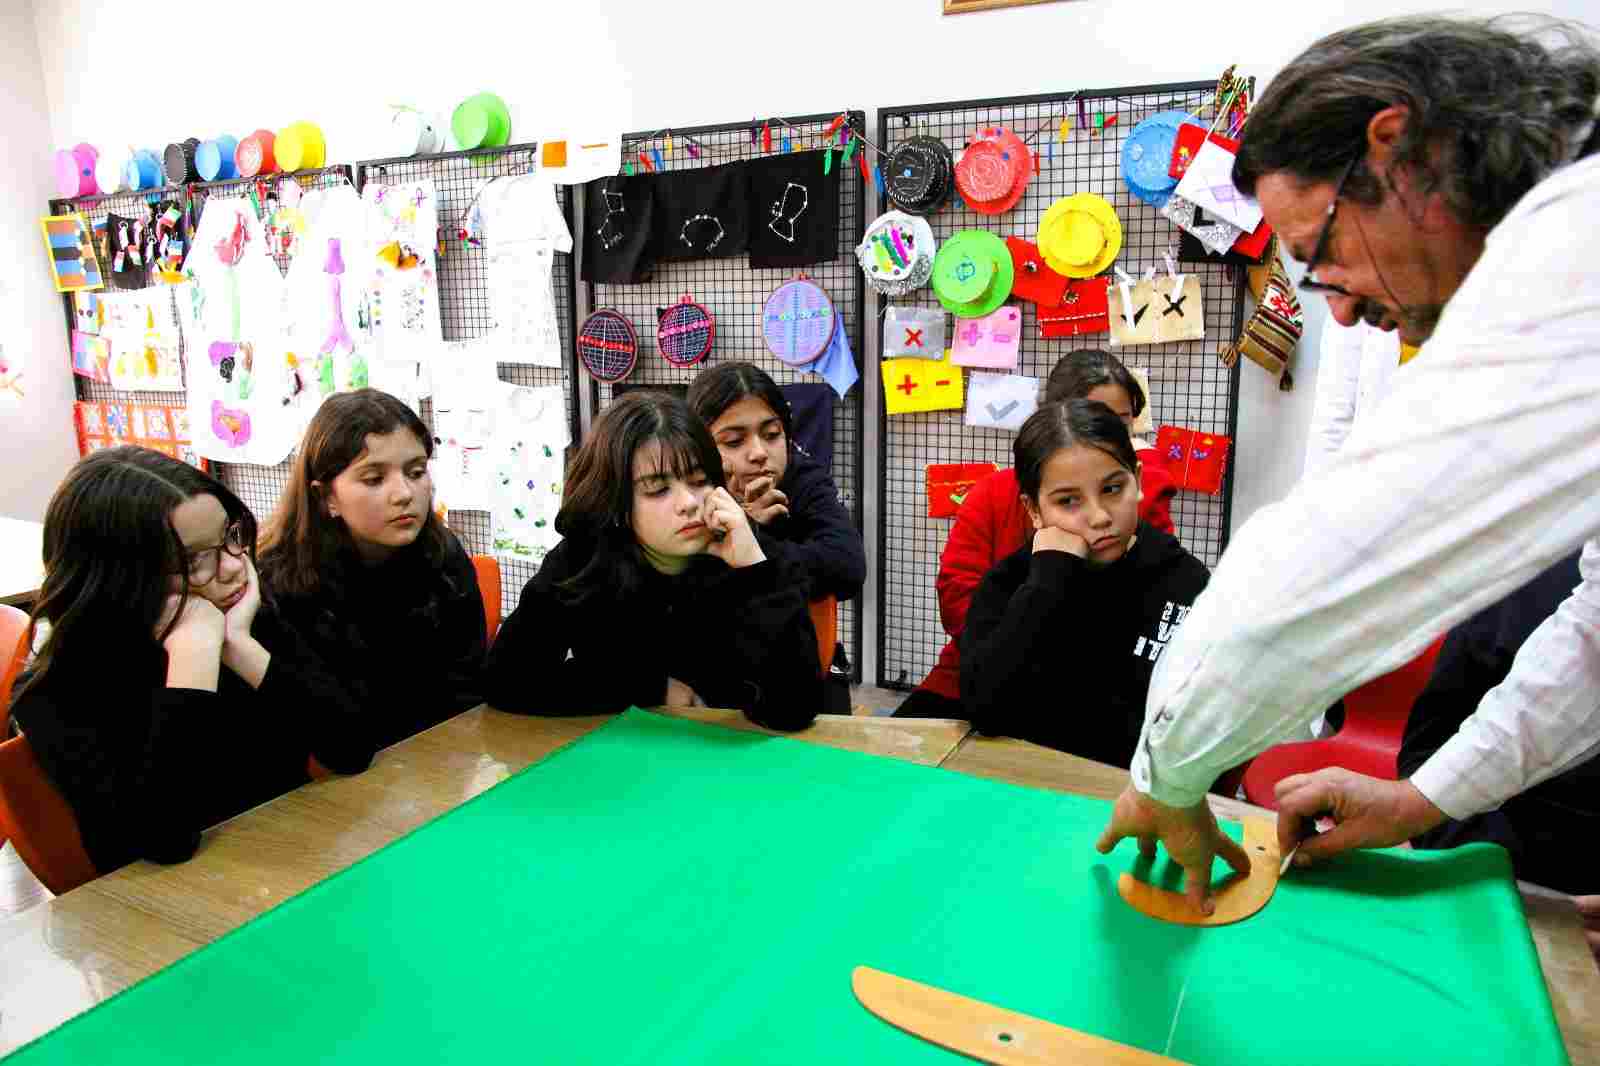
[452,93,511,150]
[932,230,1014,319]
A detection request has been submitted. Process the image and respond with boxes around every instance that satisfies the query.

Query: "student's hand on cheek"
[740,474,790,526]
[1031,521,1090,558]
[157,592,226,652]
[664,677,705,707]
[701,486,766,568]
[222,557,262,646]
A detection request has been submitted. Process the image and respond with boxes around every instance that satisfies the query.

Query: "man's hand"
[1095,785,1251,915]
[1274,768,1448,865]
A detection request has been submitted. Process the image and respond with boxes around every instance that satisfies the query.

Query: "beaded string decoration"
[577,308,638,383]
[655,295,715,369]
[762,275,837,367]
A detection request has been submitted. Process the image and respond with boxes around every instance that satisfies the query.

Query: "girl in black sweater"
[484,390,819,730]
[258,390,487,750]
[8,447,372,874]
[961,400,1210,766]
[686,362,864,604]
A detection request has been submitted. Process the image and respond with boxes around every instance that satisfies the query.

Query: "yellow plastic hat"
[1038,194,1122,278]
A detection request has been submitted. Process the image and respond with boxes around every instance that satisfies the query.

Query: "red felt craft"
[1156,425,1231,495]
[1168,123,1240,180]
[1005,237,1070,307]
[1231,218,1274,259]
[1037,277,1111,339]
[925,462,997,519]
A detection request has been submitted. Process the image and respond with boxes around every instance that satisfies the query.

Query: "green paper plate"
[934,230,1013,318]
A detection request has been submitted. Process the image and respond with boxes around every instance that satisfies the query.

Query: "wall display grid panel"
[585,111,867,681]
[875,83,1247,690]
[358,143,579,624]
[54,167,357,523]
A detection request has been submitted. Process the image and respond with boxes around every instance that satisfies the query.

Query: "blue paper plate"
[1122,109,1190,208]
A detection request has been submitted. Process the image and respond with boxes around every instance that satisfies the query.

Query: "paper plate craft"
[763,276,837,367]
[40,213,104,293]
[386,107,444,158]
[882,351,964,415]
[577,308,638,383]
[1121,110,1188,208]
[452,93,511,150]
[886,136,955,216]
[163,139,200,184]
[1005,237,1070,307]
[954,127,1031,216]
[54,143,99,198]
[195,135,239,182]
[656,295,715,369]
[931,230,1013,319]
[1156,425,1231,495]
[882,305,946,359]
[925,462,996,518]
[235,129,276,177]
[965,370,1040,431]
[1038,277,1111,339]
[855,211,936,297]
[94,149,128,196]
[276,122,326,171]
[949,306,1021,370]
[124,149,163,191]
[1037,194,1121,279]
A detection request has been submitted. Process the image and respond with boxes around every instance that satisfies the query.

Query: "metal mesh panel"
[876,84,1246,689]
[360,144,578,621]
[585,111,867,679]
[52,168,357,522]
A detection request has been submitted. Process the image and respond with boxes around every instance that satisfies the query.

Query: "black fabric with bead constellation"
[582,173,658,284]
[650,162,750,262]
[745,150,839,269]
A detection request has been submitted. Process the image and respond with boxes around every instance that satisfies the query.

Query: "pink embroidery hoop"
[762,275,837,367]
[577,309,638,383]
[656,294,715,369]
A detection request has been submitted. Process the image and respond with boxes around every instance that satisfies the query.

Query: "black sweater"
[1398,550,1600,891]
[8,602,373,873]
[960,524,1210,766]
[483,536,820,731]
[760,448,866,603]
[266,533,487,750]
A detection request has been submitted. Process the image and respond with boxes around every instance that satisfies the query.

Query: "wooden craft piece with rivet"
[1117,815,1281,927]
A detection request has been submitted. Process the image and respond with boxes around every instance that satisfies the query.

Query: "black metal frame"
[875,82,1248,690]
[584,109,868,682]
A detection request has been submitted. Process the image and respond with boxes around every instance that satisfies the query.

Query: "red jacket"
[917,448,1176,700]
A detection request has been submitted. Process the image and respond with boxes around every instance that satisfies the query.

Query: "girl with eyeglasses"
[8,447,374,875]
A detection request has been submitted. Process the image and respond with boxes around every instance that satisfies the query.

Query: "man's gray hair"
[1233,15,1600,230]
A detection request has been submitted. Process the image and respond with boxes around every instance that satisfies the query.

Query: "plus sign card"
[949,305,1021,369]
[882,351,964,415]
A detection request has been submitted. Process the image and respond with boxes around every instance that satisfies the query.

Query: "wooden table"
[1,711,1595,1064]
[942,732,1600,1066]
[0,518,44,606]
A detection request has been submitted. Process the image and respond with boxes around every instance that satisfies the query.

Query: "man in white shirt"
[1094,14,1600,914]
[1303,320,1405,481]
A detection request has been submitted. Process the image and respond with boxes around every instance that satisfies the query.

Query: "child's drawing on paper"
[491,383,568,561]
[363,179,441,366]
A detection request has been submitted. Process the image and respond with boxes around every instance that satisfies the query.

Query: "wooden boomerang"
[1118,815,1283,926]
[853,966,1188,1065]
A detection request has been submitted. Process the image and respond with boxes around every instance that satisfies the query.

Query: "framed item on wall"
[942,0,1070,13]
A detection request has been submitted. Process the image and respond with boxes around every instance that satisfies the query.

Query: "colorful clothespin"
[782,134,793,153]
[751,119,758,145]
[841,133,858,165]
[687,141,701,159]
[624,161,635,176]
[825,114,847,140]
[762,121,772,153]
[665,133,674,158]
[873,163,886,196]
[651,147,664,171]
[638,151,654,173]
[857,149,870,184]
[824,145,833,175]
[1104,114,1118,130]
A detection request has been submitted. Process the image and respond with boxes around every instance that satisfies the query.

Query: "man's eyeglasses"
[182,520,248,586]
[1298,152,1364,295]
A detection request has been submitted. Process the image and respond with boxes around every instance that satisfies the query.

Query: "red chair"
[807,595,838,678]
[0,734,99,895]
[0,604,30,732]
[471,555,502,641]
[1243,636,1446,810]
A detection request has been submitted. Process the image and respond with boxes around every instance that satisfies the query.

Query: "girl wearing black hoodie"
[483,390,819,730]
[960,400,1210,766]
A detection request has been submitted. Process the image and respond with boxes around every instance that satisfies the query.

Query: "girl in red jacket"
[896,350,1177,718]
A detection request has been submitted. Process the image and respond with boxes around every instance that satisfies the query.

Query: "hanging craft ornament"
[1037,193,1122,279]
[762,275,837,368]
[577,308,638,383]
[656,295,715,369]
[953,127,1032,216]
[1121,110,1189,208]
[234,129,277,177]
[886,136,955,216]
[854,211,936,298]
[930,230,1013,319]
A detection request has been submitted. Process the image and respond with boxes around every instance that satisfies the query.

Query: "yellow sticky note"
[883,351,965,415]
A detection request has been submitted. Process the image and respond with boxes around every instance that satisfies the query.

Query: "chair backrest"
[807,595,837,678]
[1339,634,1447,753]
[0,735,98,895]
[471,555,501,640]
[0,604,30,733]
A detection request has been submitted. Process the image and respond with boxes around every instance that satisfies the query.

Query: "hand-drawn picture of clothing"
[745,150,839,269]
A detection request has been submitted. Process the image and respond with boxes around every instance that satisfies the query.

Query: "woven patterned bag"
[1220,250,1299,391]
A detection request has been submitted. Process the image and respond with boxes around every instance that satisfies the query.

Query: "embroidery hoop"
[656,294,715,369]
[577,308,638,383]
[762,275,837,367]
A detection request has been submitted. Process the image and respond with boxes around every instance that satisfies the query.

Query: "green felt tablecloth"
[8,710,1566,1065]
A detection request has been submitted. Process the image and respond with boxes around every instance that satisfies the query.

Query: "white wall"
[22,0,1596,527]
[0,0,79,521]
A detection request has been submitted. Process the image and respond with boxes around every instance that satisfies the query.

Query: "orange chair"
[0,604,30,732]
[471,555,501,641]
[1242,635,1447,810]
[807,595,838,678]
[0,734,98,895]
